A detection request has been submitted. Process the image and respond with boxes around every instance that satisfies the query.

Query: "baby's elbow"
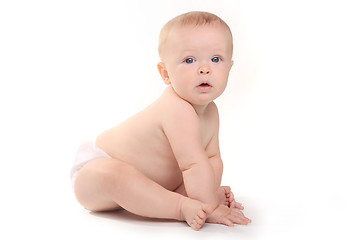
[180,160,212,175]
[180,162,199,173]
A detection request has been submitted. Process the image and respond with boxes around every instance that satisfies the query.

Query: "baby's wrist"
[208,199,220,212]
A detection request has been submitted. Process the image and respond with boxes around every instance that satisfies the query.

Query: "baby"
[71,11,251,230]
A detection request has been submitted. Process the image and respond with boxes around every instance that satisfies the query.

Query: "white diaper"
[70,141,111,187]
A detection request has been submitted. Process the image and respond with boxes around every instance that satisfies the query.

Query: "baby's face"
[161,24,233,106]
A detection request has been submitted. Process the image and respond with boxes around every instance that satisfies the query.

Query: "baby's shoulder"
[204,101,220,125]
[156,89,198,125]
[206,101,219,116]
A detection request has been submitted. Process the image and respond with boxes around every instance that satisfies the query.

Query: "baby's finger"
[221,218,234,227]
[229,199,235,208]
[231,213,251,225]
[228,212,245,225]
[234,210,251,224]
[239,218,250,225]
[230,200,244,210]
[229,192,235,202]
[231,216,246,225]
[234,202,244,210]
[240,216,252,225]
[223,186,231,194]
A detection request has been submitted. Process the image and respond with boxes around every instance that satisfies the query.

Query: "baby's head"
[158,12,234,106]
[158,11,233,61]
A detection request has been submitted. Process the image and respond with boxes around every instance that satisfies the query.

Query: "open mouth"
[197,82,212,92]
[198,82,211,87]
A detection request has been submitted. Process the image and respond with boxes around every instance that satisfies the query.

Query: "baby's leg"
[74,158,211,230]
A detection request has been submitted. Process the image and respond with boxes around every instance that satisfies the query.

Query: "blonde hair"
[158,11,233,60]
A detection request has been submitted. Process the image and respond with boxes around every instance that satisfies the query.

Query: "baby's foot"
[179,197,212,231]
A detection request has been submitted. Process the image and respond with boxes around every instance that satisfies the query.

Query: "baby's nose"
[199,66,211,75]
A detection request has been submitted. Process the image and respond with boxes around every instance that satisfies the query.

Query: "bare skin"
[73,22,251,230]
[74,156,213,230]
[74,88,250,230]
[216,186,243,209]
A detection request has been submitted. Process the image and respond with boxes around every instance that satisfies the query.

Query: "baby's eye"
[185,58,195,64]
[211,56,221,63]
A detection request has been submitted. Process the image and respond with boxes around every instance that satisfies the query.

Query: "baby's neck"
[191,104,207,116]
[164,86,212,116]
[190,103,211,117]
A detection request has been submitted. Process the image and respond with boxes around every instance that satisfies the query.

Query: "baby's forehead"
[159,18,233,60]
[168,23,232,42]
[172,21,229,33]
[169,24,232,46]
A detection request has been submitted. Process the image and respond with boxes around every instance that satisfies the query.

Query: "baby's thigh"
[73,158,125,212]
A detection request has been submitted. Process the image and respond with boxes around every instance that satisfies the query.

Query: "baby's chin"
[170,86,221,106]
[185,95,218,107]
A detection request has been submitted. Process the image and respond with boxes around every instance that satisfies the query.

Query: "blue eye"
[211,57,221,63]
[185,58,195,64]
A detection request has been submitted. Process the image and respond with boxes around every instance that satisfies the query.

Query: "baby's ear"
[157,62,171,85]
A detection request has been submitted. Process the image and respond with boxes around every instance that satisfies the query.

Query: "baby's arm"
[163,102,219,210]
[205,106,244,209]
[205,109,223,189]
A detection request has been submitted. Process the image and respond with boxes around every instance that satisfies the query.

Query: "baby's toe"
[197,210,206,220]
[195,215,204,225]
[191,219,202,231]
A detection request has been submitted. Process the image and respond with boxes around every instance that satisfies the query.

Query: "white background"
[1,0,359,239]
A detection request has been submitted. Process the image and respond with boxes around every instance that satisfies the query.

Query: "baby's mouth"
[196,82,212,91]
[198,82,212,87]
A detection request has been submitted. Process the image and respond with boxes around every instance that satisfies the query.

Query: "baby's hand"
[216,186,244,209]
[206,204,251,227]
